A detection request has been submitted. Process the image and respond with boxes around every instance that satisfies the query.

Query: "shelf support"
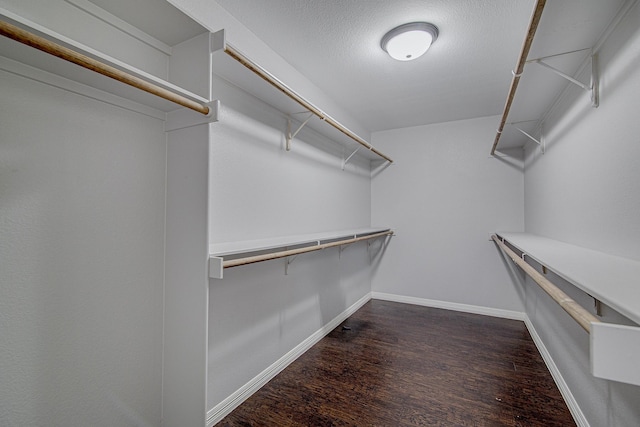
[532,53,599,107]
[512,125,545,153]
[342,148,360,170]
[284,255,298,275]
[286,112,314,151]
[594,297,603,317]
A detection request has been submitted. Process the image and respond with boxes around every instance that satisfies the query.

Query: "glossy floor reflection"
[217,300,576,426]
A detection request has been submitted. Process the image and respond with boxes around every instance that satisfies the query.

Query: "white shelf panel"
[497,232,640,325]
[0,10,209,114]
[209,227,392,279]
[210,227,391,257]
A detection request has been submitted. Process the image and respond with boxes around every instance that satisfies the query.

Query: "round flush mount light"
[380,22,439,61]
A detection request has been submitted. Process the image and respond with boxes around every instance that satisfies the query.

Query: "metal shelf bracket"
[512,125,545,153]
[342,148,360,170]
[532,53,599,107]
[286,112,314,151]
[284,254,298,275]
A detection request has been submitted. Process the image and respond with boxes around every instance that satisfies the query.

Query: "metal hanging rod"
[491,0,546,156]
[0,19,210,115]
[492,235,600,333]
[223,44,393,163]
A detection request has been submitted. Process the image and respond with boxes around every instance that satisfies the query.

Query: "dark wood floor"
[217,300,576,426]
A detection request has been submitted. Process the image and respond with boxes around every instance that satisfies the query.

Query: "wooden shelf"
[496,232,640,325]
[0,10,210,114]
[209,228,392,279]
[210,29,392,164]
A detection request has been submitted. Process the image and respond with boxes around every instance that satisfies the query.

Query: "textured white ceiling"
[214,0,627,137]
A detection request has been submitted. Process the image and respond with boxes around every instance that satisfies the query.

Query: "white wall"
[523,2,640,426]
[525,4,640,261]
[0,69,166,426]
[371,116,525,312]
[206,77,376,412]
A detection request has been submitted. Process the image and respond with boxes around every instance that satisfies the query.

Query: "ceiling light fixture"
[380,22,439,61]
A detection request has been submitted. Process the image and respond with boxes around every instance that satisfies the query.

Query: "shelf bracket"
[284,255,298,275]
[342,148,360,170]
[594,297,603,317]
[286,112,314,151]
[512,125,545,153]
[532,54,599,107]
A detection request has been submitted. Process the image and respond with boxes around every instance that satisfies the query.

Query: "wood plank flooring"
[217,300,576,426]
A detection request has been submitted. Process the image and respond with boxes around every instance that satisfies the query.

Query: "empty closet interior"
[1,1,639,426]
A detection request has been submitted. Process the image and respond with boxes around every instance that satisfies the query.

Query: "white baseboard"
[371,292,526,321]
[523,316,589,427]
[205,292,372,426]
[206,292,587,427]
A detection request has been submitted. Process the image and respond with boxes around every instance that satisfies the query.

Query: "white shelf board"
[497,232,640,325]
[210,30,387,163]
[0,10,209,114]
[210,227,391,257]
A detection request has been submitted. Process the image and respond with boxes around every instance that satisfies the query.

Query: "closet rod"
[0,20,210,115]
[492,235,600,333]
[490,0,546,155]
[224,230,393,269]
[224,45,393,163]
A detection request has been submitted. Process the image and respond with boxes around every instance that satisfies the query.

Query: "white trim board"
[371,292,526,321]
[524,316,589,427]
[205,292,373,426]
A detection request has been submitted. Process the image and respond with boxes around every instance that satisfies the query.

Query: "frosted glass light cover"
[386,31,433,61]
[381,22,439,61]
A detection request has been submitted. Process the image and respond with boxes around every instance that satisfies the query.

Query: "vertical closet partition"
[1,2,216,427]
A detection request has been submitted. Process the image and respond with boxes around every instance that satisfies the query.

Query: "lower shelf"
[209,228,393,279]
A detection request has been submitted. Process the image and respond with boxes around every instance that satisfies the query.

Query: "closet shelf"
[209,227,393,279]
[491,0,610,155]
[495,232,640,325]
[491,0,546,155]
[494,232,640,386]
[0,10,210,115]
[211,29,393,164]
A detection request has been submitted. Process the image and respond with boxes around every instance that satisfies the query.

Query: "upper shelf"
[210,29,393,164]
[491,0,631,153]
[0,9,210,115]
[496,232,640,325]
